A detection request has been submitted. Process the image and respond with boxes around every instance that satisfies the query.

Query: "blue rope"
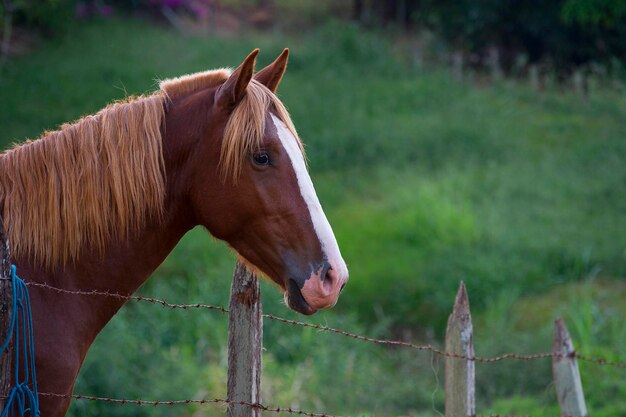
[0,265,40,417]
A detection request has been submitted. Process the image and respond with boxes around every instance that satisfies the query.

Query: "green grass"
[0,17,624,417]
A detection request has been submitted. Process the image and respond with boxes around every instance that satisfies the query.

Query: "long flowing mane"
[0,94,167,268]
[0,68,303,269]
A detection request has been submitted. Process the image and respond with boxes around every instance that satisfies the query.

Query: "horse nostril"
[340,282,346,293]
[321,264,332,281]
[322,265,334,292]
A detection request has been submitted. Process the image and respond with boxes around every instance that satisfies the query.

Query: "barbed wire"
[264,314,626,368]
[263,313,552,364]
[40,392,344,417]
[11,284,589,417]
[25,282,626,368]
[26,281,229,313]
[37,392,545,417]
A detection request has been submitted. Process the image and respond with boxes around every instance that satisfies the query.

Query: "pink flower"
[75,2,90,18]
[98,4,113,17]
[190,2,209,19]
[162,0,187,8]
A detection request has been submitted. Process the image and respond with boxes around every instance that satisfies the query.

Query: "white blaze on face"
[271,114,348,278]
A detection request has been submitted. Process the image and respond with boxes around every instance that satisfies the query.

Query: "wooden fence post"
[553,319,588,417]
[0,216,12,410]
[227,261,262,417]
[445,281,475,417]
[487,46,503,82]
[529,64,540,92]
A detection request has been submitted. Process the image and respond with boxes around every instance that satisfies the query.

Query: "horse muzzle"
[284,262,348,315]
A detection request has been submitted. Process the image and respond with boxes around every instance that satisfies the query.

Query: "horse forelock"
[220,79,305,183]
[159,68,304,182]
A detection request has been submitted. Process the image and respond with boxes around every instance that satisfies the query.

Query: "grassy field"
[0,18,625,417]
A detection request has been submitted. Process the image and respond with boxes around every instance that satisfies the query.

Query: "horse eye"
[252,152,271,166]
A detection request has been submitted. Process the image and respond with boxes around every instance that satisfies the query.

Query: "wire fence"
[28,392,547,417]
[26,281,626,368]
[6,278,621,417]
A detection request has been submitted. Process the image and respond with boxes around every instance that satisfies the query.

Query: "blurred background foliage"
[2,0,626,73]
[0,1,625,417]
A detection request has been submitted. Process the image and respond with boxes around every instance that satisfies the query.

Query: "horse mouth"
[285,279,317,315]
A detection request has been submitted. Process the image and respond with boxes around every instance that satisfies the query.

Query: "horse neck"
[18,120,199,341]
[19,193,192,323]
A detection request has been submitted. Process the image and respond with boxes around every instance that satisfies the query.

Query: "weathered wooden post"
[487,46,503,82]
[445,281,475,417]
[553,319,588,417]
[529,64,540,92]
[227,261,262,417]
[572,71,586,98]
[0,216,12,410]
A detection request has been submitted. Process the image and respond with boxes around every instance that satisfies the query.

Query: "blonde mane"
[0,94,166,269]
[0,68,303,269]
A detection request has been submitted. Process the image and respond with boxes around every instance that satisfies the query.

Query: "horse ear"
[254,48,289,93]
[216,48,259,108]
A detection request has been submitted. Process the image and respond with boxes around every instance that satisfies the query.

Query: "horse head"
[166,49,348,315]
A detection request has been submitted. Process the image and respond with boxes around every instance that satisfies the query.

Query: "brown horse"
[0,49,348,417]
